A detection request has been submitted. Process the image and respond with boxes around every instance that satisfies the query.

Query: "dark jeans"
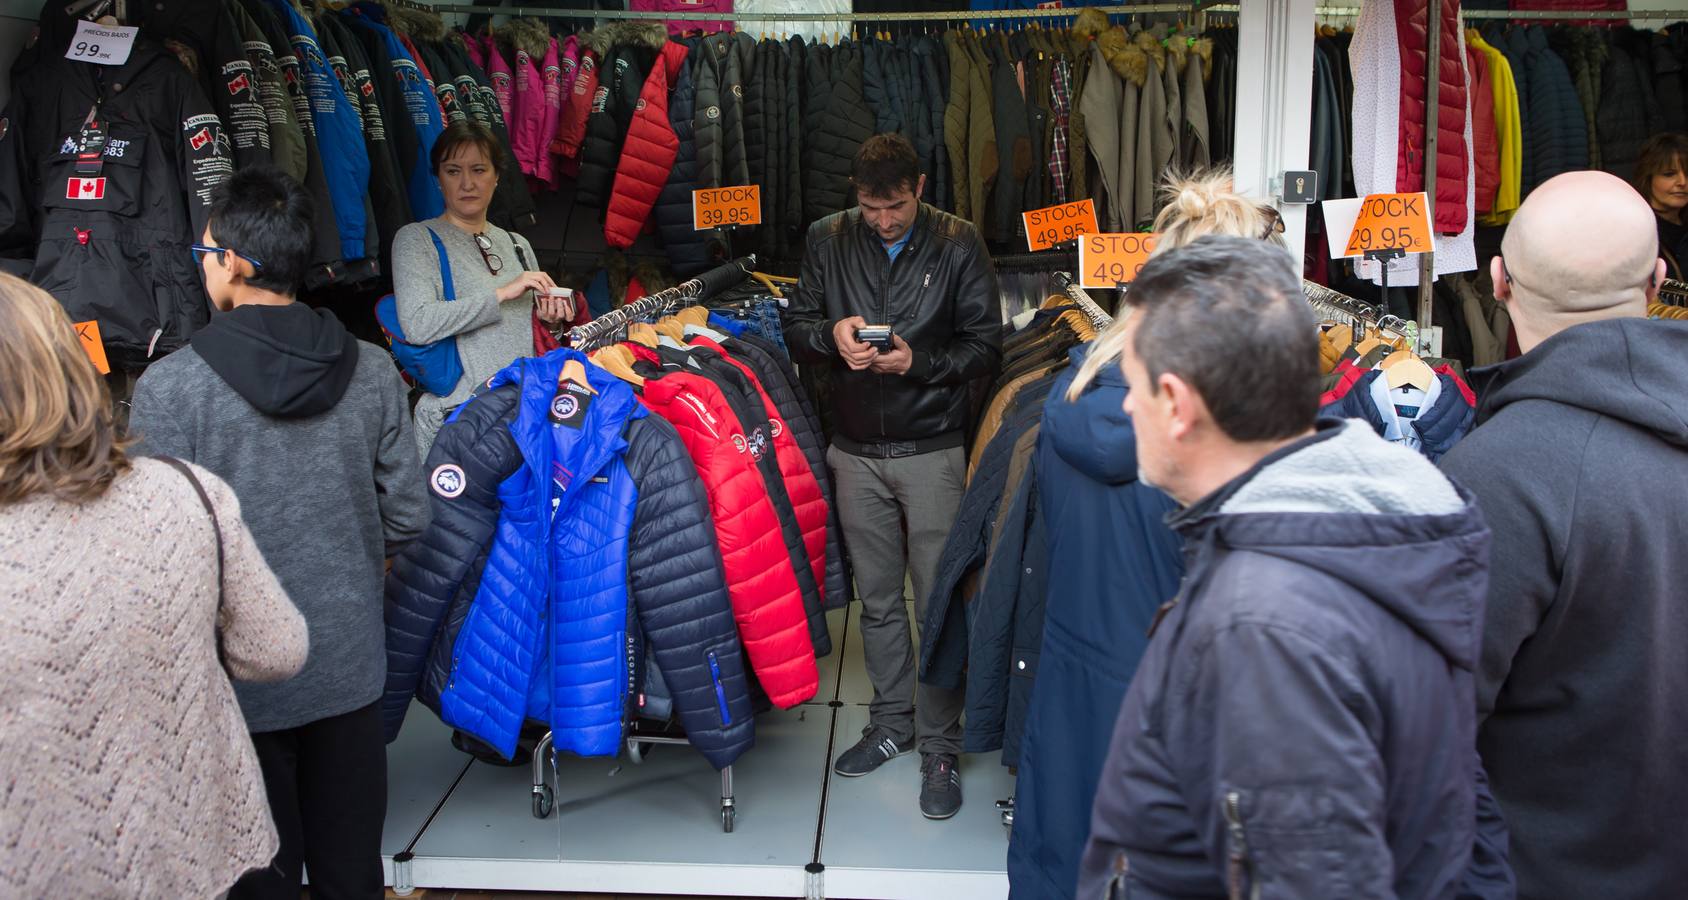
[230,701,387,900]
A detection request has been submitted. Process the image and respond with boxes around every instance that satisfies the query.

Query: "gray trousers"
[827,444,967,756]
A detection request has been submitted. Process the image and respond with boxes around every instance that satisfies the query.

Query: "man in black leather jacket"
[786,134,1001,820]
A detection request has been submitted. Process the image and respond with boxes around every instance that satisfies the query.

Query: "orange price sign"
[73,320,110,375]
[1343,192,1432,257]
[1022,198,1098,252]
[1078,233,1159,289]
[693,185,763,230]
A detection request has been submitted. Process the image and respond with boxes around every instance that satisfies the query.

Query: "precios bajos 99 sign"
[693,185,763,229]
[1022,199,1099,252]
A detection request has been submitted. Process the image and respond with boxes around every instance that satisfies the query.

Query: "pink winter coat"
[512,36,545,179]
[537,36,570,188]
[629,0,732,36]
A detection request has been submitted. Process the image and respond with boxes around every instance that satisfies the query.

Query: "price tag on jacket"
[1022,198,1098,252]
[1341,192,1433,257]
[1078,233,1159,289]
[65,20,138,67]
[73,320,110,375]
[693,185,762,229]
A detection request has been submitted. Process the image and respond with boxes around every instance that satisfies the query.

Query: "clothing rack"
[1658,278,1688,307]
[569,255,756,350]
[424,1,1208,22]
[1304,280,1412,343]
[1052,272,1115,329]
[1202,4,1688,19]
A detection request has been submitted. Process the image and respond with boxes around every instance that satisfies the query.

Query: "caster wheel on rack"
[532,785,554,819]
[627,741,648,765]
[721,806,735,833]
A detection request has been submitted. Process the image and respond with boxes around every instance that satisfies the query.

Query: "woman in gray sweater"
[0,272,307,898]
[394,121,576,454]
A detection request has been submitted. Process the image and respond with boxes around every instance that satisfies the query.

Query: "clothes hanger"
[559,357,597,394]
[626,322,660,348]
[674,305,712,328]
[1381,350,1436,393]
[589,344,644,386]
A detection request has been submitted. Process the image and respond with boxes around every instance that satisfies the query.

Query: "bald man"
[1441,171,1688,900]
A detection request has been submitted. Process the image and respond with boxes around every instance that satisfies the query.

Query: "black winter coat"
[0,3,232,371]
[654,41,714,276]
[912,36,950,209]
[1512,26,1587,193]
[1599,27,1663,180]
[804,42,874,222]
[383,381,756,771]
[780,38,807,247]
[318,12,410,270]
[1659,25,1688,134]
[577,43,650,210]
[136,0,272,171]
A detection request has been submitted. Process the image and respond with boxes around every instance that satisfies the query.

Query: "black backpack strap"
[156,457,227,666]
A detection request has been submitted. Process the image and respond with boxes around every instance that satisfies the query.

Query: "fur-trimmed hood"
[387,4,446,42]
[1098,27,1147,88]
[499,17,550,61]
[1133,28,1165,71]
[586,20,668,58]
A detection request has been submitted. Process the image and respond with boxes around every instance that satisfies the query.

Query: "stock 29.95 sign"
[693,185,763,229]
[1079,233,1159,289]
[1022,198,1099,252]
[1343,192,1432,257]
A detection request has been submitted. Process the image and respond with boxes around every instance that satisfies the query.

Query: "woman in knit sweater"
[393,121,581,454]
[0,272,308,898]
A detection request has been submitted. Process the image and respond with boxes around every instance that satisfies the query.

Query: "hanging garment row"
[384,280,855,778]
[462,5,1220,268]
[0,0,538,370]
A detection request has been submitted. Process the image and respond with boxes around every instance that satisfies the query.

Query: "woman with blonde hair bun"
[0,271,308,898]
[1008,169,1289,897]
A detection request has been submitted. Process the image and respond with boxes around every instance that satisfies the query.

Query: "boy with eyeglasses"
[130,166,429,900]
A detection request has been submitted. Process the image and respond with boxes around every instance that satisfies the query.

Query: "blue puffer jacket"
[1321,368,1475,463]
[1007,346,1184,900]
[384,350,755,770]
[1078,420,1514,900]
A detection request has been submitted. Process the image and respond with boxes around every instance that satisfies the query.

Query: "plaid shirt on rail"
[1048,59,1073,205]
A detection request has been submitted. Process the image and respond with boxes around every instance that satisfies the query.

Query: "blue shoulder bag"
[375,228,465,396]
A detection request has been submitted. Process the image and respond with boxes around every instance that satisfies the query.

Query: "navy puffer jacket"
[384,357,755,770]
[1512,26,1588,193]
[654,40,714,276]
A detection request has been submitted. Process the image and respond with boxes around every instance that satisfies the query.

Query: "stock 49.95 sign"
[1079,232,1159,289]
[1022,198,1099,252]
[693,185,762,229]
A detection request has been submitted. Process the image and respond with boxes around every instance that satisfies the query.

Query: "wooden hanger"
[653,315,689,342]
[559,357,597,394]
[626,322,660,348]
[1381,350,1436,393]
[589,344,644,386]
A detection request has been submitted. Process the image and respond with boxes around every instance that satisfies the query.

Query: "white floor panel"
[382,702,473,856]
[399,706,830,895]
[818,705,1012,900]
[811,604,852,705]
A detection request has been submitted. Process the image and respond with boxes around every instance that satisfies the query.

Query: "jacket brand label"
[65,177,106,200]
[747,427,768,461]
[431,464,466,499]
[188,127,212,151]
[550,381,593,428]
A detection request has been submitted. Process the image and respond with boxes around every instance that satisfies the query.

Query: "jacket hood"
[1191,36,1213,80]
[388,5,447,42]
[586,20,667,57]
[190,303,358,418]
[1099,28,1148,87]
[1469,317,1688,447]
[1046,344,1142,485]
[500,18,550,61]
[1133,29,1166,71]
[1071,7,1109,41]
[1172,420,1487,671]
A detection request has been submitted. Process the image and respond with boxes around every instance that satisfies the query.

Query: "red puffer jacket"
[1394,0,1468,233]
[636,369,820,708]
[689,336,830,599]
[605,40,690,248]
[1466,41,1499,216]
[554,46,599,163]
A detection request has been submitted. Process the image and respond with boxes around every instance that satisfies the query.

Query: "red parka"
[636,370,820,708]
[555,46,599,161]
[605,40,689,248]
[1394,0,1468,233]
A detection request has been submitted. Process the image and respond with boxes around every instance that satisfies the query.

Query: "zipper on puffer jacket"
[707,650,732,725]
[1106,851,1131,899]
[1224,791,1258,900]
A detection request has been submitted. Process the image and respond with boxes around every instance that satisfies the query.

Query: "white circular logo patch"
[705,105,720,120]
[552,394,578,419]
[635,98,647,111]
[431,464,466,499]
[770,418,783,438]
[732,433,747,454]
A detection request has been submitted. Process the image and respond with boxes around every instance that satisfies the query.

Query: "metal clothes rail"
[1202,4,1688,19]
[423,1,1207,22]
[569,255,755,350]
[1304,280,1412,343]
[1052,272,1114,329]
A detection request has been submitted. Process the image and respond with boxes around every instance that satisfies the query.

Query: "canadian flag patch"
[227,72,250,95]
[189,127,211,150]
[65,177,106,200]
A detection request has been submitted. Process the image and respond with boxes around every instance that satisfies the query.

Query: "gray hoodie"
[130,303,429,732]
[1441,317,1688,900]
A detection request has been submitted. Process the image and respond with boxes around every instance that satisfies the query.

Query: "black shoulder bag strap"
[156,457,227,668]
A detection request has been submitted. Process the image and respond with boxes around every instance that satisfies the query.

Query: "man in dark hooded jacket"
[129,168,429,900]
[1441,170,1688,900]
[1078,237,1514,900]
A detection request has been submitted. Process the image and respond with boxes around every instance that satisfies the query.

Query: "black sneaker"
[833,728,911,777]
[920,753,963,820]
